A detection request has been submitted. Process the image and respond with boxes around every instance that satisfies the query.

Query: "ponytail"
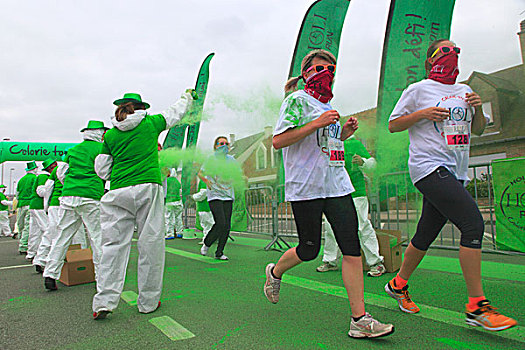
[115,102,135,122]
[284,76,303,94]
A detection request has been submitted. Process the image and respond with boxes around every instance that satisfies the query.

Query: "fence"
[226,162,511,253]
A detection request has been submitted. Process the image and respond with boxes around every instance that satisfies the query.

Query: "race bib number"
[443,124,469,151]
[328,138,344,167]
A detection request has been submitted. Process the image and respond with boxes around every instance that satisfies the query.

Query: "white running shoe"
[215,255,229,260]
[200,245,209,256]
[367,264,386,277]
[316,262,338,272]
[264,263,281,304]
[348,313,395,338]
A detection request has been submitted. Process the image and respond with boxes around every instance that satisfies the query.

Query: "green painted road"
[1,234,523,349]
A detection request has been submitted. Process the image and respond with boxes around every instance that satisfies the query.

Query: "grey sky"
[1,0,524,188]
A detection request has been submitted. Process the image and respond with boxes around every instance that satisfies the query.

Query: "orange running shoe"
[465,300,517,331]
[384,279,420,314]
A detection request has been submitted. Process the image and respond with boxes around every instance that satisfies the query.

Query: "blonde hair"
[284,49,337,93]
[115,102,146,122]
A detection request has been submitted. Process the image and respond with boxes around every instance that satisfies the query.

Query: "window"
[482,102,494,125]
[256,144,267,170]
[271,148,279,168]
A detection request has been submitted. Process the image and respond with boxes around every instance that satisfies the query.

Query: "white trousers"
[198,211,214,240]
[17,206,31,252]
[27,209,48,259]
[92,183,165,314]
[33,206,61,267]
[43,197,102,280]
[322,196,383,267]
[0,211,12,236]
[165,200,184,237]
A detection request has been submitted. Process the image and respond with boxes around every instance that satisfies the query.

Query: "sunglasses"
[305,64,336,74]
[216,141,229,146]
[431,46,461,58]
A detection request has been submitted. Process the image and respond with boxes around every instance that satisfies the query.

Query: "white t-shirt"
[389,79,489,184]
[202,154,236,201]
[274,90,354,202]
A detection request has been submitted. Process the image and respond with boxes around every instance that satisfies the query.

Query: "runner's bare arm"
[389,107,449,133]
[467,92,486,136]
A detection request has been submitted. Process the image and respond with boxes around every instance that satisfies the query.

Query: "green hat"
[113,93,150,109]
[80,120,109,132]
[25,161,37,171]
[0,184,6,189]
[42,158,57,170]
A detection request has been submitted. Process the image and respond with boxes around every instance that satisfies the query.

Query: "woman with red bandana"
[386,39,517,331]
[263,49,394,339]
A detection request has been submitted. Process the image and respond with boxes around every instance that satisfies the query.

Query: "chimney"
[518,19,525,64]
[264,125,273,138]
[229,133,236,145]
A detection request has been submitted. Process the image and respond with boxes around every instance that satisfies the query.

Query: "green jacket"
[62,140,105,200]
[166,176,182,203]
[102,114,166,190]
[195,181,210,212]
[48,166,63,207]
[343,138,372,198]
[0,192,8,211]
[29,174,49,210]
[16,173,36,207]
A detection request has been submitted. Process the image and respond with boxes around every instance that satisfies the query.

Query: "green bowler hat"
[0,184,6,189]
[42,158,57,170]
[80,120,109,132]
[25,161,37,171]
[113,93,150,109]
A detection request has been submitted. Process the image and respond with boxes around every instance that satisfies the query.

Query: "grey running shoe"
[200,245,209,256]
[316,262,338,272]
[264,263,281,304]
[367,264,386,277]
[348,313,395,338]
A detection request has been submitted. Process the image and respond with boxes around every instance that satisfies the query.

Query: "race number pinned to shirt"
[328,138,344,167]
[443,124,469,151]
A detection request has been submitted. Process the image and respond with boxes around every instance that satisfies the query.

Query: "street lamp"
[9,168,14,196]
[1,138,10,184]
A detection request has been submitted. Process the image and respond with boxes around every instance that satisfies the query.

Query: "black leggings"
[291,194,360,261]
[203,200,233,257]
[411,167,484,250]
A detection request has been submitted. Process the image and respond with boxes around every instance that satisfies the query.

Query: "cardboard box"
[362,229,405,273]
[59,244,95,286]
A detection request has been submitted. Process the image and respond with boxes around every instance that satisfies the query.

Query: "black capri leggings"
[291,194,360,261]
[411,167,484,250]
[203,200,233,257]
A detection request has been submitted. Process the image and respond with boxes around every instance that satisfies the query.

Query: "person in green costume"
[15,161,38,254]
[43,120,108,290]
[316,135,385,277]
[164,168,184,239]
[0,184,14,237]
[26,162,50,264]
[92,91,195,319]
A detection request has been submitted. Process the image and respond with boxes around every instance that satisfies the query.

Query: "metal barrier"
[188,162,507,253]
[371,163,498,251]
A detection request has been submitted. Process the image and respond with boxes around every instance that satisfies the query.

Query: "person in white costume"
[0,185,14,237]
[43,120,108,290]
[192,180,214,244]
[92,91,195,320]
[26,164,50,263]
[164,168,184,239]
[317,136,385,277]
[16,161,38,254]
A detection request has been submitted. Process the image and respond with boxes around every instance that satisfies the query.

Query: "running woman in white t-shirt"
[385,39,517,331]
[263,49,394,339]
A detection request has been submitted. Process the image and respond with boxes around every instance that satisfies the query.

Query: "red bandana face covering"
[304,69,334,103]
[428,52,459,85]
